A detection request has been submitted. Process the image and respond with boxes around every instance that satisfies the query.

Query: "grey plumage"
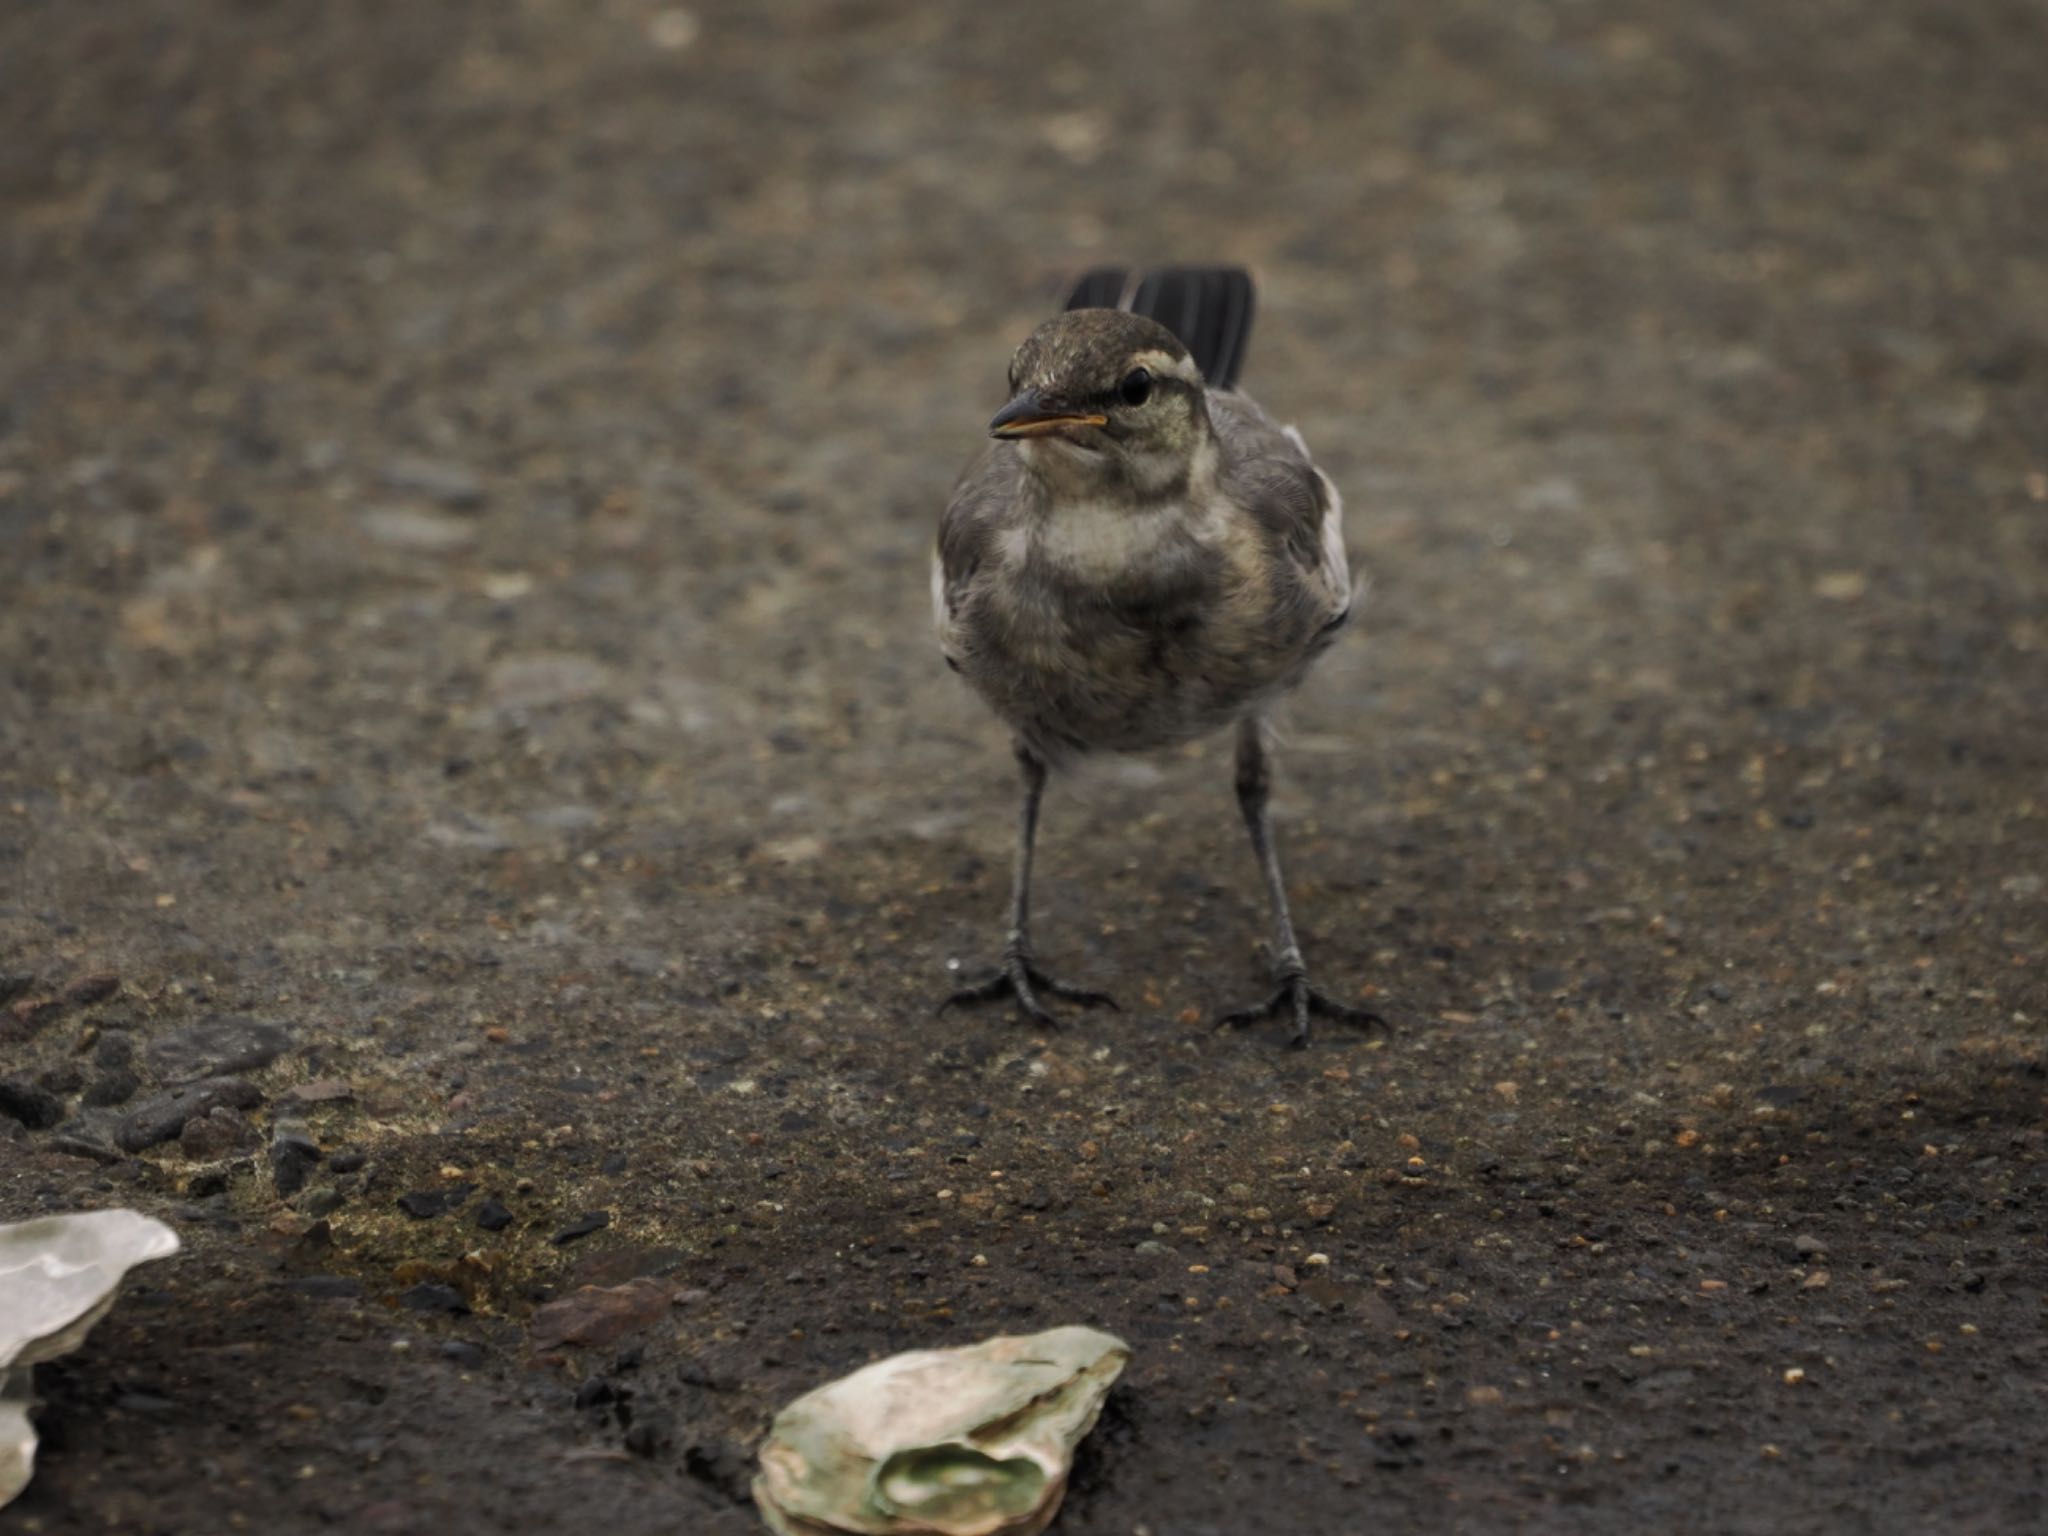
[933,269,1383,1045]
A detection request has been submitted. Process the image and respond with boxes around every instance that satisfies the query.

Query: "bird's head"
[990,310,1214,497]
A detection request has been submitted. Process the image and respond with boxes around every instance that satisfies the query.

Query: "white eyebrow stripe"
[1128,347,1202,384]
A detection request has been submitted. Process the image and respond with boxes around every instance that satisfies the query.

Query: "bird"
[931,266,1387,1047]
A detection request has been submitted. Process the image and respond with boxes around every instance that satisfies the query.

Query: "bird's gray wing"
[1210,392,1352,632]
[933,445,1026,664]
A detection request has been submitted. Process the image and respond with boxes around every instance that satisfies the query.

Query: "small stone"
[1792,1233,1827,1260]
[440,1340,485,1368]
[286,1077,354,1104]
[1813,570,1868,601]
[145,1018,293,1084]
[530,1277,678,1350]
[94,1029,137,1069]
[474,1197,514,1232]
[50,1113,126,1163]
[271,1120,322,1196]
[36,1062,84,1096]
[361,507,476,552]
[397,1184,475,1220]
[647,8,698,51]
[83,1067,141,1107]
[381,454,484,508]
[398,1282,470,1315]
[1466,1385,1505,1407]
[1802,1269,1831,1289]
[62,973,121,1009]
[488,655,611,710]
[328,1149,368,1174]
[0,1076,64,1129]
[185,1167,233,1198]
[5,995,65,1040]
[623,1413,671,1458]
[297,1185,345,1219]
[117,1077,264,1153]
[552,1210,612,1245]
[179,1105,257,1160]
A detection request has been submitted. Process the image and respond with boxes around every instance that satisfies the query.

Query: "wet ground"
[3,1,2044,1532]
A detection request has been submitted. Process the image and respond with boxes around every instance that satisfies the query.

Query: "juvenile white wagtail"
[933,266,1386,1047]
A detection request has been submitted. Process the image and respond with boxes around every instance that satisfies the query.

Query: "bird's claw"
[1218,972,1388,1049]
[940,954,1120,1028]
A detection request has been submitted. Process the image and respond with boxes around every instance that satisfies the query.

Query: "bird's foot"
[1218,970,1388,1049]
[940,951,1119,1029]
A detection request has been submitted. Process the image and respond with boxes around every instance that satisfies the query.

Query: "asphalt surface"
[2,2,2043,1533]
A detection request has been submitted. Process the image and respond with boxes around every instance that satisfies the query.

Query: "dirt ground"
[2,2,2044,1532]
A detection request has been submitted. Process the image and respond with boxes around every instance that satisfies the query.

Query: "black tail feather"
[1063,265,1256,390]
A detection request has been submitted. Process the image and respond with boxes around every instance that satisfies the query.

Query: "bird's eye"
[1118,367,1153,407]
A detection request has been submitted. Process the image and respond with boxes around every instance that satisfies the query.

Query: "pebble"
[1793,1234,1827,1260]
[50,1113,125,1163]
[286,1078,354,1105]
[552,1210,612,1245]
[0,1076,64,1129]
[296,1186,345,1220]
[440,1341,485,1368]
[63,974,120,1008]
[145,1018,293,1084]
[361,507,477,552]
[487,654,611,710]
[397,1184,475,1220]
[380,454,484,508]
[328,1149,368,1174]
[179,1168,224,1199]
[399,1283,471,1315]
[624,1414,671,1458]
[271,1120,323,1196]
[179,1105,257,1160]
[474,1197,514,1232]
[82,1067,141,1107]
[94,1029,137,1069]
[116,1077,264,1153]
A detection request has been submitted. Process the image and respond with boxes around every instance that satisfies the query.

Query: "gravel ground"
[2,2,2043,1532]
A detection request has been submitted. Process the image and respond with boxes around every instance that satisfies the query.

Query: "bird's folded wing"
[1210,395,1351,625]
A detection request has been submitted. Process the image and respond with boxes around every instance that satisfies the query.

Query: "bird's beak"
[988,390,1109,439]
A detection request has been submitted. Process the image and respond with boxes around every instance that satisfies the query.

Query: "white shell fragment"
[1,1210,181,1509]
[754,1325,1129,1536]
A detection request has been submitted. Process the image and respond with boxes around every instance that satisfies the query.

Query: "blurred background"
[2,2,2043,1532]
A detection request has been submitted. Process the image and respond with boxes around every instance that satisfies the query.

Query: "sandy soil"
[2,2,2043,1532]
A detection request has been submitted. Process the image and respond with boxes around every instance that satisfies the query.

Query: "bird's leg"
[1217,717,1387,1048]
[941,744,1119,1026]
